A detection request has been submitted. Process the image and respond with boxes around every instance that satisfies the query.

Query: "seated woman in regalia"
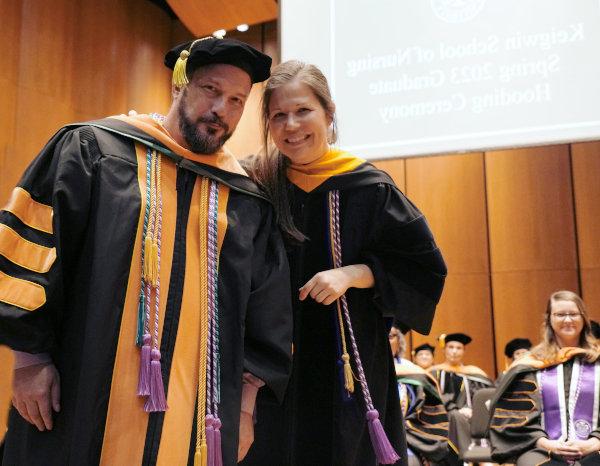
[489,290,600,466]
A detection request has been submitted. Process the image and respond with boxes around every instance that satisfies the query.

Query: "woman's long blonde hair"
[530,290,600,362]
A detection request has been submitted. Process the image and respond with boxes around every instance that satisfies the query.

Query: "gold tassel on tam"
[438,333,446,349]
[172,50,190,87]
[172,37,216,88]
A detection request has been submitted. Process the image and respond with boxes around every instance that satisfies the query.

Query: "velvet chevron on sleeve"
[0,128,97,354]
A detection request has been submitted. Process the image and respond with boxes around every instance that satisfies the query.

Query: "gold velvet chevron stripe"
[0,270,46,311]
[2,187,53,234]
[0,224,56,273]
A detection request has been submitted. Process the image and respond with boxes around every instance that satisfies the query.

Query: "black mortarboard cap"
[504,338,532,358]
[412,343,435,355]
[165,37,272,85]
[440,332,472,346]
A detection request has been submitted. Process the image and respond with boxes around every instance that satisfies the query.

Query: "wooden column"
[486,145,579,371]
[405,153,494,376]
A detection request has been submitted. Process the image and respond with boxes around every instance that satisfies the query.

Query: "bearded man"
[0,38,292,466]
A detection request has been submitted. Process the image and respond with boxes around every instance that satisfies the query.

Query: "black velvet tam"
[164,37,272,83]
[442,332,472,346]
[413,343,435,355]
[504,337,532,358]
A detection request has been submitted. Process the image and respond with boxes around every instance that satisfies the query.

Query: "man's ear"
[172,84,184,100]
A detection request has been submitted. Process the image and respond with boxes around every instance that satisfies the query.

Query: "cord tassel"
[172,38,212,88]
[173,50,190,87]
[341,353,355,393]
[213,417,223,466]
[195,177,211,466]
[137,333,151,396]
[145,349,167,412]
[205,416,215,466]
[367,409,400,464]
[194,442,208,466]
[136,290,145,347]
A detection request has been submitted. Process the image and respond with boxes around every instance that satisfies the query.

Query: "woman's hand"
[570,437,600,457]
[536,437,585,461]
[299,265,374,306]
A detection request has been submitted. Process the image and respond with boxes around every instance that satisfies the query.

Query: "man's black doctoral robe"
[0,115,292,466]
[429,363,493,412]
[428,363,493,456]
[242,149,447,466]
[396,361,460,466]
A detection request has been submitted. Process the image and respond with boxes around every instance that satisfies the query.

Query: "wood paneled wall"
[0,0,176,204]
[374,143,599,378]
[408,153,496,374]
[374,145,600,377]
[572,142,600,315]
[486,145,580,373]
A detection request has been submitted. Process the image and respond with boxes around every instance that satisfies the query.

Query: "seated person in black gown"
[412,343,435,371]
[429,333,493,457]
[391,331,460,466]
[489,291,600,466]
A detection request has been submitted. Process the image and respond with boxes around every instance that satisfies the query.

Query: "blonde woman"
[489,291,600,465]
[241,60,447,466]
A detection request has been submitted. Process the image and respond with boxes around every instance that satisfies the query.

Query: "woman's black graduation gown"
[242,155,447,466]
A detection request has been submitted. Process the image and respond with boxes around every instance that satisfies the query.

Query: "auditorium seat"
[462,387,497,464]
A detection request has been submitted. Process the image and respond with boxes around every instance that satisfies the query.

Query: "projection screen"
[280,0,600,158]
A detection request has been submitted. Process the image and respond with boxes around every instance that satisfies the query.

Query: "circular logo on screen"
[431,0,486,23]
[574,419,592,438]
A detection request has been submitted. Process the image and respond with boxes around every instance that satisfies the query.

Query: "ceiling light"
[236,24,249,32]
[213,29,226,38]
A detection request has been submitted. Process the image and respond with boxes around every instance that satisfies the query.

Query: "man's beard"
[177,99,233,154]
